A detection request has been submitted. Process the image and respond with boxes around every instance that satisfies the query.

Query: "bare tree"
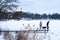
[0,0,19,13]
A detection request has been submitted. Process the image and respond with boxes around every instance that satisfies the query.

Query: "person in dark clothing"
[46,21,50,30]
[39,21,42,29]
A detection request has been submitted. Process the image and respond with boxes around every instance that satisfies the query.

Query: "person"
[46,21,50,30]
[39,21,42,29]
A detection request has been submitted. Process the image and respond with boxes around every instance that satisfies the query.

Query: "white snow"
[0,19,60,40]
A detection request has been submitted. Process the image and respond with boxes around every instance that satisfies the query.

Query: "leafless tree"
[0,0,19,12]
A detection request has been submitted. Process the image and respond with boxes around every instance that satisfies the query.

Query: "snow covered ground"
[0,19,60,40]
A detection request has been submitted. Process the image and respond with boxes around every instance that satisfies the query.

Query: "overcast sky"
[17,0,60,14]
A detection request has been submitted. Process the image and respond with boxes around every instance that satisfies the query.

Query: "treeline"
[0,11,60,20]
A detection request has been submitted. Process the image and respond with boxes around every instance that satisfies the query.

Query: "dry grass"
[0,28,2,35]
[15,30,30,40]
[2,23,43,40]
[3,32,14,40]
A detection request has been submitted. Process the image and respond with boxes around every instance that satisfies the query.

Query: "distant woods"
[0,0,60,20]
[0,11,60,20]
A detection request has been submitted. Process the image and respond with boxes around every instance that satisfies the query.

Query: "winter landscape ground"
[0,19,60,40]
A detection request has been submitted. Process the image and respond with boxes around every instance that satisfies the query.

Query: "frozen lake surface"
[0,19,60,40]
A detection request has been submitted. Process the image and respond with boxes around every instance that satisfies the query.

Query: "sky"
[17,0,60,14]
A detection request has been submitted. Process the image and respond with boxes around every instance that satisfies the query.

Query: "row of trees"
[0,11,60,20]
[0,0,60,20]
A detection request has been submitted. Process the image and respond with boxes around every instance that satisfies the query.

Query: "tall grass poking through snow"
[15,30,30,40]
[0,28,2,35]
[0,23,47,40]
[0,24,38,40]
[3,32,14,40]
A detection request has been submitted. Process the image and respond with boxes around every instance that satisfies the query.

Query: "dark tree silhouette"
[0,0,19,13]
